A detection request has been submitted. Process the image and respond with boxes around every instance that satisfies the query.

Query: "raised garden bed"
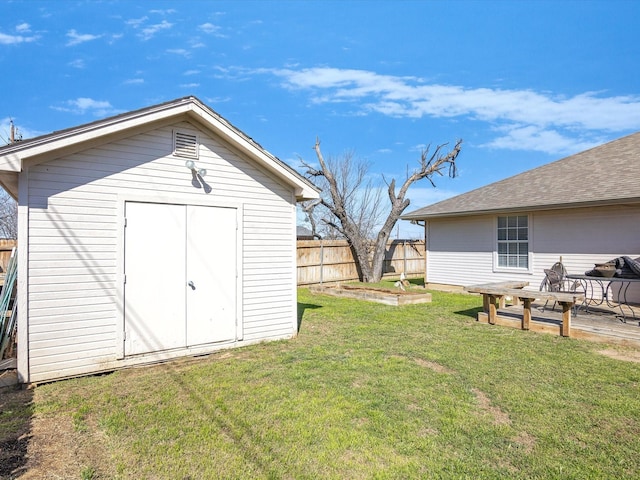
[309,284,432,306]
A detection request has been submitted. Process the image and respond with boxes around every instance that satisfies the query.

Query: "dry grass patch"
[597,348,640,363]
[413,357,455,374]
[471,387,511,426]
[0,387,32,479]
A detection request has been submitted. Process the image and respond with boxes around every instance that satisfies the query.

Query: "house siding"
[25,121,297,382]
[427,215,495,286]
[426,205,640,300]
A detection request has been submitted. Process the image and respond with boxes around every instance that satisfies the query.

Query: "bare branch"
[298,156,323,178]
[397,139,462,202]
[298,137,462,282]
[0,189,16,239]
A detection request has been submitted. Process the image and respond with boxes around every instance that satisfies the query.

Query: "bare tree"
[300,138,462,283]
[0,189,16,239]
[300,149,386,241]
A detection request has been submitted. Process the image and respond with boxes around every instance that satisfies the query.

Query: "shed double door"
[124,202,237,356]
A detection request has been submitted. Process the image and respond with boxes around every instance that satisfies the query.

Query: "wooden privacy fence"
[0,239,16,273]
[297,239,425,285]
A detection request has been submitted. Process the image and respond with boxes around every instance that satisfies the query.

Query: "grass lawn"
[7,286,640,479]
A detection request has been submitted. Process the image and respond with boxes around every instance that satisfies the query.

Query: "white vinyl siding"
[25,121,297,382]
[427,215,495,286]
[426,205,640,301]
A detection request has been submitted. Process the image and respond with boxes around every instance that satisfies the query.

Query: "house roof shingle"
[402,131,640,220]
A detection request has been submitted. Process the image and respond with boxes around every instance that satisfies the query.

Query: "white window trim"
[492,214,534,274]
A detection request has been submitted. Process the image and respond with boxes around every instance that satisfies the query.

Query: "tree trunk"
[368,232,390,283]
[349,241,371,282]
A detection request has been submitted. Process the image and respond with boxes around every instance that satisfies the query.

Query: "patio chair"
[539,261,580,312]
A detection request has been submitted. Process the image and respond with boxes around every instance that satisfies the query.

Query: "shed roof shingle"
[402,131,640,220]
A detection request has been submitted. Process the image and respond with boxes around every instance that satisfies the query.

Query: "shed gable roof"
[0,96,320,201]
[403,131,640,220]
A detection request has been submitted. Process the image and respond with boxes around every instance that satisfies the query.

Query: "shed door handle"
[188,280,195,290]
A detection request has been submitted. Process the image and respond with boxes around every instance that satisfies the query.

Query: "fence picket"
[297,239,425,285]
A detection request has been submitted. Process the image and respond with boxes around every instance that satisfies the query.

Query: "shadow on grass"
[0,386,33,478]
[297,302,322,332]
[454,306,483,319]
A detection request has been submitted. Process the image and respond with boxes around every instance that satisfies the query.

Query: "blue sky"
[1,0,639,237]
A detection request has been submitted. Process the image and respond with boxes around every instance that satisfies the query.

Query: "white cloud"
[51,98,119,116]
[167,48,190,57]
[0,31,39,45]
[180,83,200,89]
[402,186,460,211]
[15,23,30,33]
[481,125,604,155]
[198,22,225,37]
[66,29,102,46]
[123,78,144,85]
[138,20,172,40]
[263,66,640,154]
[68,59,86,69]
[184,69,200,76]
[126,16,148,28]
[205,96,231,104]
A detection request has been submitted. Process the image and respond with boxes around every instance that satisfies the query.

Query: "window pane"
[498,217,507,228]
[498,243,507,254]
[508,229,517,240]
[519,242,528,255]
[518,227,528,240]
[498,230,506,241]
[508,256,517,267]
[498,255,507,267]
[508,216,517,227]
[518,216,528,227]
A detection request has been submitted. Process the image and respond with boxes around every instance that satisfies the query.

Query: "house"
[401,131,640,297]
[0,96,319,384]
[296,226,316,240]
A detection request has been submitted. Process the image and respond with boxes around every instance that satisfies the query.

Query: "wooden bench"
[465,282,584,337]
[468,281,529,311]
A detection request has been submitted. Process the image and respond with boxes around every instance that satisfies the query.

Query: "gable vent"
[173,131,199,159]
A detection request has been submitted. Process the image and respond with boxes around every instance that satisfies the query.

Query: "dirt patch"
[18,413,116,480]
[413,358,455,374]
[0,386,33,479]
[0,384,117,480]
[597,348,640,363]
[511,431,537,453]
[471,387,511,426]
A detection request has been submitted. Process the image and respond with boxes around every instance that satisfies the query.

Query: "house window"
[497,215,528,269]
[173,131,199,159]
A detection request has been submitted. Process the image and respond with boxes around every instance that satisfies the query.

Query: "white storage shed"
[0,96,319,383]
